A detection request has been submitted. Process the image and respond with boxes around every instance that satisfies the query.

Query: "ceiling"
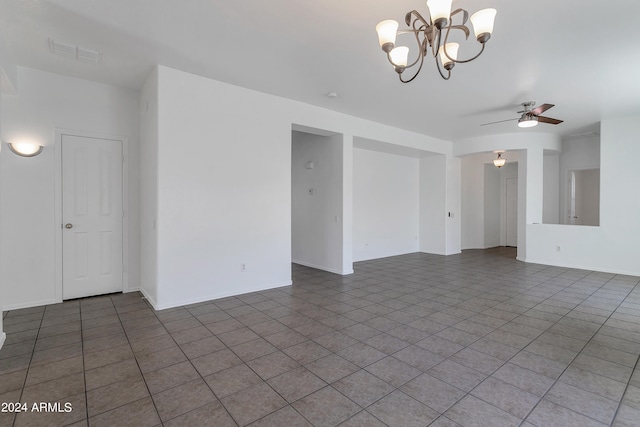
[2,0,640,142]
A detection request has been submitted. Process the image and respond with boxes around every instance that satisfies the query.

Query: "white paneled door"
[62,135,123,299]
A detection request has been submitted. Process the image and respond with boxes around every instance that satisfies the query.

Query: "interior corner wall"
[461,155,485,249]
[154,66,294,309]
[0,86,4,349]
[446,155,461,255]
[139,67,159,307]
[352,148,419,262]
[484,164,500,248]
[292,131,345,273]
[558,136,600,225]
[526,115,640,275]
[0,67,140,310]
[419,155,446,254]
[543,153,560,224]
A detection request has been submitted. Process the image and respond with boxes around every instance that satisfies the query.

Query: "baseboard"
[148,281,294,311]
[2,298,59,312]
[292,260,350,275]
[0,332,6,350]
[138,288,159,311]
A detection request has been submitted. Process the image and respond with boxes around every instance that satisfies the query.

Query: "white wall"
[0,82,5,349]
[0,67,140,310]
[484,164,500,248]
[461,154,485,249]
[419,155,446,254]
[292,131,345,272]
[526,116,640,275]
[139,67,159,307]
[543,153,560,224]
[352,147,419,262]
[559,136,600,224]
[142,66,452,309]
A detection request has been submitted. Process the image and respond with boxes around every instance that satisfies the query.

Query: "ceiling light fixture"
[376,0,496,81]
[7,142,44,157]
[493,152,506,168]
[518,114,539,128]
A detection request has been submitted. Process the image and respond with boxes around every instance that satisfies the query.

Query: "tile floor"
[1,247,640,426]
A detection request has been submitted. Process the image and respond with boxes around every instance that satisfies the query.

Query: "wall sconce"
[7,142,44,157]
[493,152,506,168]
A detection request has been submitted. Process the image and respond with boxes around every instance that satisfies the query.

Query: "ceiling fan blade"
[537,116,563,125]
[480,117,518,126]
[530,103,554,116]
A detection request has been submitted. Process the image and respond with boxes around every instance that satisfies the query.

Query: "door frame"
[54,129,130,302]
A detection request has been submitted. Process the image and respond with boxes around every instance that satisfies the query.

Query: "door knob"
[65,223,73,229]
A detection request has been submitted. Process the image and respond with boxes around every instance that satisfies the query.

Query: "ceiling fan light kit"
[375,0,496,81]
[481,101,564,129]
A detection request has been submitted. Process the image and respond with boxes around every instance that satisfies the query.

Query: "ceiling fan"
[481,101,564,128]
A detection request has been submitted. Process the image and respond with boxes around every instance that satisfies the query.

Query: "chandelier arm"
[430,25,441,58]
[451,42,486,64]
[434,53,451,80]
[405,10,429,27]
[399,48,426,83]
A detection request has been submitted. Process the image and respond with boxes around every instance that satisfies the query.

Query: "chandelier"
[375,0,496,81]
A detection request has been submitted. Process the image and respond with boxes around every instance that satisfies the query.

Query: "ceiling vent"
[49,38,102,64]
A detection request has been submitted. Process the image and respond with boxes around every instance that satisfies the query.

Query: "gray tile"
[292,386,361,427]
[338,411,387,427]
[365,356,422,388]
[204,363,263,398]
[24,355,84,386]
[230,337,278,361]
[305,354,360,383]
[428,359,487,392]
[87,376,149,416]
[471,376,540,419]
[222,382,287,426]
[333,369,395,407]
[192,348,242,376]
[267,366,327,403]
[491,362,555,397]
[336,342,387,368]
[247,350,299,380]
[248,405,312,426]
[560,366,627,401]
[527,399,607,427]
[21,372,85,404]
[180,336,226,359]
[136,346,187,374]
[282,340,332,364]
[152,378,217,422]
[367,390,439,427]
[143,360,200,394]
[445,395,521,427]
[400,373,465,413]
[13,392,86,427]
[392,345,444,371]
[88,396,160,427]
[546,381,618,424]
[85,358,142,391]
[614,404,640,427]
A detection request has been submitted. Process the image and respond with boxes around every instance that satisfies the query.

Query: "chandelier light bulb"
[470,8,497,43]
[376,20,398,52]
[427,0,453,29]
[439,43,459,70]
[389,46,409,68]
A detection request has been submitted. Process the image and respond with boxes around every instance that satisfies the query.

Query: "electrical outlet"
[556,246,561,252]
[240,263,246,272]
